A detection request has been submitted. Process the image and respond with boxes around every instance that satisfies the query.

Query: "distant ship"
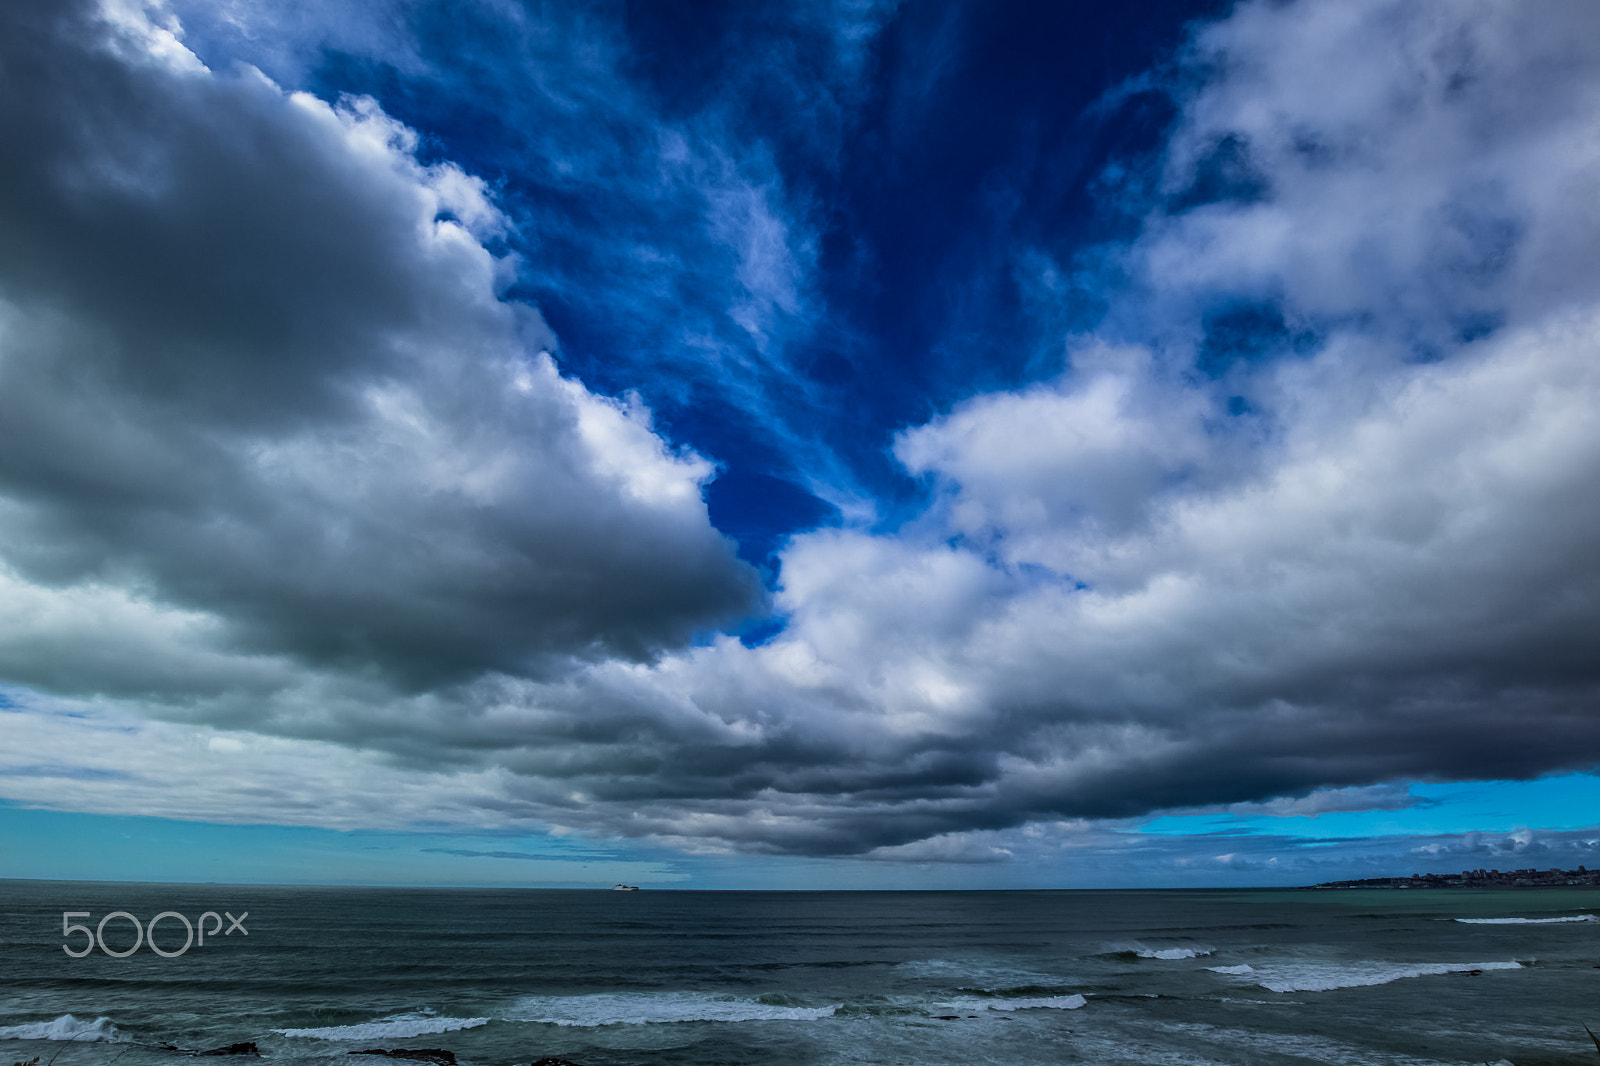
[611,883,640,891]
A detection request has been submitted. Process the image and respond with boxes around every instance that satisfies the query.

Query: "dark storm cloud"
[0,0,757,691]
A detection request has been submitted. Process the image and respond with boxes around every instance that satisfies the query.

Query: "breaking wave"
[1100,942,1213,960]
[0,1015,123,1042]
[894,959,1056,984]
[1220,960,1522,993]
[275,1013,489,1040]
[509,992,838,1027]
[1454,915,1595,924]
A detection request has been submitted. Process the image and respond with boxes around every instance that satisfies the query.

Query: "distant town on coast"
[1310,866,1600,890]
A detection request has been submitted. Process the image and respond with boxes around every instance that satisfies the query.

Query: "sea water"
[2,882,1598,1065]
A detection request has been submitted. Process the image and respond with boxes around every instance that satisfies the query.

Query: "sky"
[1,0,1599,889]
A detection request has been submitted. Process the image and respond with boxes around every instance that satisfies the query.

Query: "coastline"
[1309,865,1600,890]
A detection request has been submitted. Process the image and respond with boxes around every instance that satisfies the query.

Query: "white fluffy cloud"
[1141,0,1600,341]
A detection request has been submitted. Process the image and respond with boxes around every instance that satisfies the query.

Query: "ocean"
[1,881,1598,1065]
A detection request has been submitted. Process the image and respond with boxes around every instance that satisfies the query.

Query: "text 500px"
[61,910,248,958]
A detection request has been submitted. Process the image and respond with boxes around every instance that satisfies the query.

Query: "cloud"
[1135,0,1600,349]
[0,691,536,831]
[1409,827,1600,863]
[863,834,1016,865]
[0,0,757,695]
[5,0,1600,864]
[1224,784,1422,819]
[895,341,1223,548]
[456,0,1600,853]
[158,0,879,508]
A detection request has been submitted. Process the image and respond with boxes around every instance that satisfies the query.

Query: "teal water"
[2,881,1598,1065]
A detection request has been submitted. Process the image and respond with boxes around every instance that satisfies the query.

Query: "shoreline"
[1308,866,1600,890]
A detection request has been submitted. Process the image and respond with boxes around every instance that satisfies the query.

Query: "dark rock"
[348,1050,456,1065]
[933,1015,960,1020]
[199,1043,259,1056]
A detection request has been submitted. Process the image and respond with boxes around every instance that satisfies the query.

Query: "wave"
[1454,915,1596,924]
[509,992,837,1027]
[275,1013,489,1040]
[0,1015,123,1042]
[1099,942,1213,960]
[1138,946,1211,960]
[1206,964,1255,975]
[894,959,1056,984]
[936,994,1087,1013]
[1222,960,1522,993]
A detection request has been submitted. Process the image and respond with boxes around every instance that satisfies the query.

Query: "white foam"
[1137,946,1211,959]
[1103,941,1213,960]
[937,994,1087,1012]
[1455,915,1596,924]
[275,1013,489,1040]
[1206,964,1255,975]
[894,958,1055,984]
[0,1015,123,1042]
[1240,960,1521,993]
[509,992,837,1027]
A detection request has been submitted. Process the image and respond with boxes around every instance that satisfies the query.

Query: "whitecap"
[1137,946,1211,960]
[508,992,837,1027]
[1206,964,1255,975]
[0,1015,123,1042]
[1101,941,1213,960]
[275,1013,489,1040]
[894,958,1056,984]
[1246,960,1521,992]
[1454,915,1596,924]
